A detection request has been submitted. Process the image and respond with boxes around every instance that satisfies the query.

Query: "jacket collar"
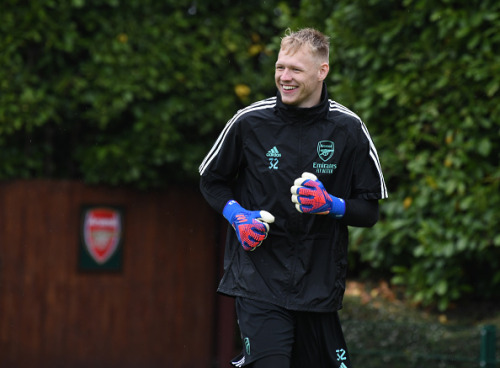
[275,82,329,124]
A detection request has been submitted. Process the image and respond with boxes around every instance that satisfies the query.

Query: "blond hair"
[280,28,330,62]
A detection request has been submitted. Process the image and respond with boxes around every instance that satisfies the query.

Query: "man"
[199,28,388,368]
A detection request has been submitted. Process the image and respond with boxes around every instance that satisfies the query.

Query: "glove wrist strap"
[328,196,346,218]
[222,200,243,223]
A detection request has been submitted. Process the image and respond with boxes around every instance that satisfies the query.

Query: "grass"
[339,280,500,368]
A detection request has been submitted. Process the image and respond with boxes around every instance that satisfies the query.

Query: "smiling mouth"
[282,85,298,91]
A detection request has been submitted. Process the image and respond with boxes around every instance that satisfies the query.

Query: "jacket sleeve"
[350,121,388,200]
[337,116,384,227]
[340,199,379,228]
[199,174,234,214]
[198,112,244,214]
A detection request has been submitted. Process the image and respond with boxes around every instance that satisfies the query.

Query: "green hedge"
[321,0,500,310]
[1,0,499,309]
[0,0,280,186]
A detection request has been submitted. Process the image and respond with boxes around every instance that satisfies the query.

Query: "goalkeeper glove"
[222,200,275,251]
[290,172,345,218]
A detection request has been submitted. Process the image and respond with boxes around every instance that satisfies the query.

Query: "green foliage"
[319,0,500,309]
[1,0,500,309]
[0,0,280,186]
[344,320,483,367]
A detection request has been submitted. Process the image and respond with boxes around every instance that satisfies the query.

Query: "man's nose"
[281,68,292,80]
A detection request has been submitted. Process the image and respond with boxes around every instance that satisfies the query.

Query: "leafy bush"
[320,0,500,309]
[1,0,499,309]
[0,0,280,186]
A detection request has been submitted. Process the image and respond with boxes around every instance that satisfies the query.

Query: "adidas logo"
[266,146,281,158]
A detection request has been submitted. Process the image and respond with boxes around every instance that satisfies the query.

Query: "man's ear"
[318,62,329,81]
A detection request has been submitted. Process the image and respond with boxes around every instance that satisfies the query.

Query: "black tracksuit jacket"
[199,84,388,312]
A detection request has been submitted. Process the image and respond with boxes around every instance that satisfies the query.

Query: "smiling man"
[275,31,329,108]
[199,28,388,368]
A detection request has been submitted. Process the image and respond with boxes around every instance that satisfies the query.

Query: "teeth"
[283,85,297,90]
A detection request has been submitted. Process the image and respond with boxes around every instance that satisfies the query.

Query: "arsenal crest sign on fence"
[79,205,124,271]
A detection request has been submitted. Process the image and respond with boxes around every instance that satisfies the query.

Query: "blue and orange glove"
[223,200,275,251]
[290,172,345,218]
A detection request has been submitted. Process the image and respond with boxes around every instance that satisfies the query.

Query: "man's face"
[275,45,329,108]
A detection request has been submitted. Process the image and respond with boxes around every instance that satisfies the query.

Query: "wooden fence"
[0,180,234,368]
